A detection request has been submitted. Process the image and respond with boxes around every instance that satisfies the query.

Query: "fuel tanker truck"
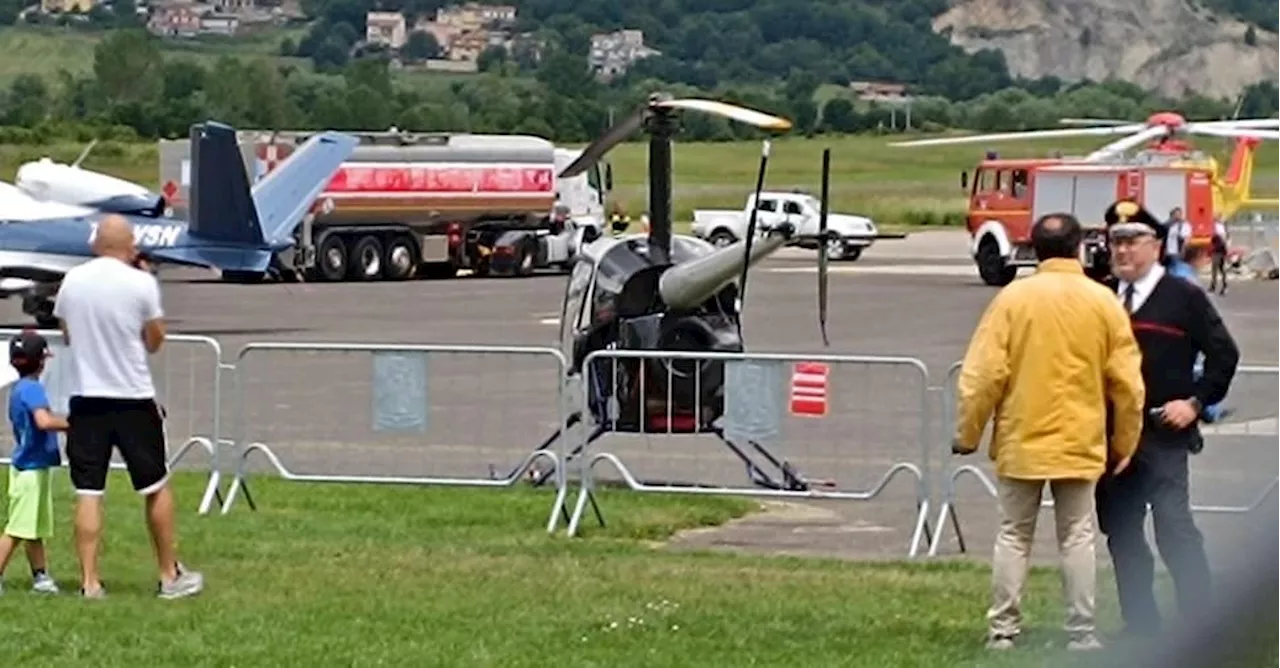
[157,130,612,281]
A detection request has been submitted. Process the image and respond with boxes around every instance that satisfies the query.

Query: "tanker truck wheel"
[313,233,347,282]
[349,235,384,281]
[383,235,416,281]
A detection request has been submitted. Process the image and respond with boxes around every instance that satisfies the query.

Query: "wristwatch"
[1188,396,1203,415]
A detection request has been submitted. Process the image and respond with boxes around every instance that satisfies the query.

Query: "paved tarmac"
[0,230,1274,565]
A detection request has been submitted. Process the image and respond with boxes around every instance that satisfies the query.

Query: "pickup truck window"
[756,199,777,212]
[783,201,803,215]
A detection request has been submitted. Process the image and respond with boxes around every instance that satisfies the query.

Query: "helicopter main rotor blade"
[1058,118,1132,126]
[1084,126,1171,161]
[1189,125,1280,140]
[889,124,1147,147]
[735,139,772,321]
[656,99,793,131]
[1197,118,1280,128]
[558,106,646,179]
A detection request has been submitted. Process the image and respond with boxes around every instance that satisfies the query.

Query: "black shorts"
[67,396,169,496]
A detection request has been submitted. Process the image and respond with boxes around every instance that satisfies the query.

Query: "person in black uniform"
[1208,217,1229,296]
[1095,200,1240,637]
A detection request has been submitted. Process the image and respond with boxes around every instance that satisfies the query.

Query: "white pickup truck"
[691,191,885,261]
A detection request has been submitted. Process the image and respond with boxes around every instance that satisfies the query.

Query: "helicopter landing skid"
[496,413,831,494]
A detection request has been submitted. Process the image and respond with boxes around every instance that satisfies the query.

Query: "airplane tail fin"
[187,121,265,246]
[150,121,355,274]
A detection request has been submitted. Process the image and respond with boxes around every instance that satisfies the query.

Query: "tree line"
[0,29,1276,146]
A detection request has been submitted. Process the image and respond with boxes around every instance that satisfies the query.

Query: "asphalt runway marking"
[767,264,996,277]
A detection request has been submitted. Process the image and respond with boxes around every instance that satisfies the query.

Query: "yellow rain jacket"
[953,258,1145,480]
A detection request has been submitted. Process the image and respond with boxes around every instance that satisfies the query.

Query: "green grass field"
[0,25,311,85]
[3,134,1275,228]
[0,470,1215,666]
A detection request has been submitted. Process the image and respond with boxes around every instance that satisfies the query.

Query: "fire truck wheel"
[315,234,347,282]
[976,238,1017,287]
[350,236,384,281]
[383,236,416,281]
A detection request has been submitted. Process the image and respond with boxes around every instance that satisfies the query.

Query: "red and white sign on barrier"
[789,362,829,417]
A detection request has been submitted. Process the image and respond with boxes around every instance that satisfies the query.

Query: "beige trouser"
[988,476,1097,640]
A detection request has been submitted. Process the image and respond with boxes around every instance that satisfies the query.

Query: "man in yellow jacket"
[952,213,1146,652]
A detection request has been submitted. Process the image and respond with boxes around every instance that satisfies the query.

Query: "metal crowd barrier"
[0,329,226,515]
[217,341,571,534]
[929,361,1280,557]
[562,349,935,558]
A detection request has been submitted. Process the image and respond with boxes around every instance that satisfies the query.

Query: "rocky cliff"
[933,0,1279,100]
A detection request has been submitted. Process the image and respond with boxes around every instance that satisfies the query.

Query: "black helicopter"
[509,93,875,510]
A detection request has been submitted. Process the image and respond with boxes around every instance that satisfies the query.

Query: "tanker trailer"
[158,130,611,281]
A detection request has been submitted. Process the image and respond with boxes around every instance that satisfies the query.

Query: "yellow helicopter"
[1052,115,1278,220]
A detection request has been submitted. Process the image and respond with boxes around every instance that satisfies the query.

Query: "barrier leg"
[566,482,606,537]
[928,465,996,556]
[908,499,931,559]
[221,442,284,515]
[165,436,225,516]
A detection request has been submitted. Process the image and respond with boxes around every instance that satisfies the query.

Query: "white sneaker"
[158,564,204,600]
[31,573,59,594]
[986,636,1015,650]
[1067,634,1104,651]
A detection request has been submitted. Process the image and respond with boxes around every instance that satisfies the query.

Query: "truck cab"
[553,148,611,232]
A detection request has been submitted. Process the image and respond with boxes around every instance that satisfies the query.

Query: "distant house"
[366,11,407,49]
[200,12,239,35]
[589,29,659,81]
[849,81,911,103]
[148,1,203,37]
[41,0,96,13]
[435,2,514,27]
[413,2,518,62]
[210,0,252,11]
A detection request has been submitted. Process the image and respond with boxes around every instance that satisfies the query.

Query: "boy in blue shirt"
[0,331,68,595]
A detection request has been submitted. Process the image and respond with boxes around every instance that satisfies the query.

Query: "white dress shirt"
[1116,262,1165,314]
[1165,220,1192,257]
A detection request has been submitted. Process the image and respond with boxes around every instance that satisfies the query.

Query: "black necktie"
[1122,284,1135,314]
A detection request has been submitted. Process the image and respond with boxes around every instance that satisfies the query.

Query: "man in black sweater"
[1095,200,1241,637]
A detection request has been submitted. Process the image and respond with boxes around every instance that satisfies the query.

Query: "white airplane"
[12,139,169,218]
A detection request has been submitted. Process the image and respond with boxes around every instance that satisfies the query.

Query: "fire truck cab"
[962,156,1216,286]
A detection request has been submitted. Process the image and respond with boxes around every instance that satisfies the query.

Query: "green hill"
[0,26,311,85]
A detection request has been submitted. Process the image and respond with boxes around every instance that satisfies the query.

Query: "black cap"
[1104,200,1165,240]
[9,331,49,364]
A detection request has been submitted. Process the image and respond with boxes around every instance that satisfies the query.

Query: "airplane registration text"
[88,222,181,247]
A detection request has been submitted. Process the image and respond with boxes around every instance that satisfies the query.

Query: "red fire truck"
[962,158,1216,285]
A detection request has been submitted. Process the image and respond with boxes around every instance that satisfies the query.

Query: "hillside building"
[589,29,659,81]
